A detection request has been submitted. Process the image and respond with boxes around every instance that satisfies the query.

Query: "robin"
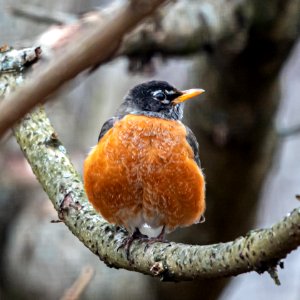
[84,80,206,251]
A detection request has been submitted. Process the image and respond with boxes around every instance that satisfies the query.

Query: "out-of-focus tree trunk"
[153,1,300,299]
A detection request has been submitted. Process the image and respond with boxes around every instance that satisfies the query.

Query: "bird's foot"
[144,226,169,251]
[118,228,148,260]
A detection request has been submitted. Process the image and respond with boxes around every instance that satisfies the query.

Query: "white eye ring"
[152,90,166,101]
[161,99,170,104]
[165,90,176,95]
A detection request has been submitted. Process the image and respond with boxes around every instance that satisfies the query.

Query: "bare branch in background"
[0,0,168,138]
[278,124,300,138]
[7,0,256,55]
[11,0,300,58]
[61,266,94,300]
[2,0,299,138]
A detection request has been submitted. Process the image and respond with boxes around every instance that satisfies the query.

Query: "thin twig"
[60,266,94,300]
[278,124,300,138]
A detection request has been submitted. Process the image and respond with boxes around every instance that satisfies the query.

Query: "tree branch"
[61,265,94,300]
[12,1,300,57]
[7,0,257,55]
[3,68,299,283]
[121,0,300,59]
[2,0,299,138]
[0,0,168,138]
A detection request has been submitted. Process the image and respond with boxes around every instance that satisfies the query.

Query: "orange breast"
[84,114,205,232]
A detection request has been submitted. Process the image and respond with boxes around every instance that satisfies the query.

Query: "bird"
[84,80,206,252]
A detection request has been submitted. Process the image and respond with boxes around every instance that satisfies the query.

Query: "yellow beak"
[173,89,205,105]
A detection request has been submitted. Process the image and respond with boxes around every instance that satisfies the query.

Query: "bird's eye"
[153,91,166,101]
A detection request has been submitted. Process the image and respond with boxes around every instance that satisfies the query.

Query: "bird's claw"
[117,228,148,261]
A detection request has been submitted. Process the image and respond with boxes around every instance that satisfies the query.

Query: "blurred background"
[1,0,300,299]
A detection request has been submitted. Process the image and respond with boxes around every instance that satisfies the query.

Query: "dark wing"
[98,115,127,142]
[185,125,201,168]
[185,125,205,223]
[98,117,117,142]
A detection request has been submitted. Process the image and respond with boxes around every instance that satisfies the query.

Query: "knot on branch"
[0,46,41,72]
[150,261,165,276]
[266,264,283,286]
[58,191,83,220]
[45,132,65,150]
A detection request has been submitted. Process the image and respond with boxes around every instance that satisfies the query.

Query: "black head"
[117,80,204,121]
